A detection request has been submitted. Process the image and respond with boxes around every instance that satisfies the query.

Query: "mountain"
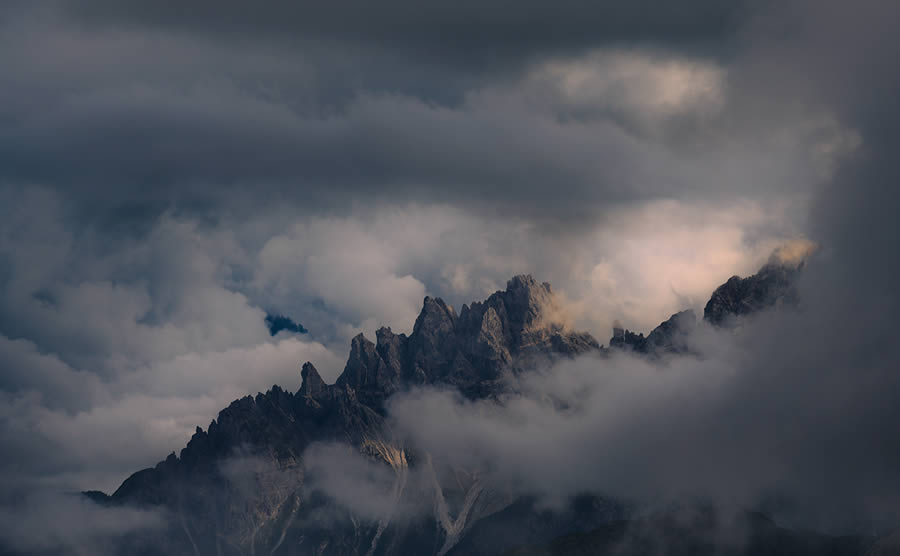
[74,260,825,556]
[703,258,802,326]
[609,309,697,355]
[86,276,602,556]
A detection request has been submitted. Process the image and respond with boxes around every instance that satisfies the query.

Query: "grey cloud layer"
[64,1,747,56]
[0,1,848,225]
[0,492,163,555]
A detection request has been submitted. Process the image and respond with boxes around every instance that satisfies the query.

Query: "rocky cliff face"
[84,262,808,556]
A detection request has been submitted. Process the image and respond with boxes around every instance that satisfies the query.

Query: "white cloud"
[0,491,163,555]
[256,214,430,338]
[528,50,726,120]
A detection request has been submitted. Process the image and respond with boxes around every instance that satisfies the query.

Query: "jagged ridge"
[100,275,602,556]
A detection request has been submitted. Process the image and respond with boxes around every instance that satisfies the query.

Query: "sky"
[1,0,899,546]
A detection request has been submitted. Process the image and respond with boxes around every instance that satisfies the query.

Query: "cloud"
[0,4,855,227]
[255,216,428,338]
[61,0,747,59]
[303,443,419,522]
[0,186,274,374]
[217,452,305,538]
[0,491,163,555]
[0,335,344,494]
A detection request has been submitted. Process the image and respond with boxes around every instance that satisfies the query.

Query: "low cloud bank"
[0,491,163,555]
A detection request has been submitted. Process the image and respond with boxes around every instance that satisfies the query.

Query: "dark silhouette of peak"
[703,260,801,326]
[299,361,326,398]
[646,309,697,353]
[610,310,697,356]
[81,490,111,504]
[414,296,457,333]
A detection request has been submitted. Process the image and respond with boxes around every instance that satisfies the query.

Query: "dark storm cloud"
[779,2,900,296]
[0,0,834,226]
[65,0,748,57]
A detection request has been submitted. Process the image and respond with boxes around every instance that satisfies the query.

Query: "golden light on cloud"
[769,238,817,266]
[552,199,807,336]
[535,50,725,118]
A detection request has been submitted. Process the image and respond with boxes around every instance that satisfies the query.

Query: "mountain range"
[63,256,898,556]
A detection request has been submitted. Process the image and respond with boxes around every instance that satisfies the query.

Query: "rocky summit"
[81,262,812,556]
[703,260,801,326]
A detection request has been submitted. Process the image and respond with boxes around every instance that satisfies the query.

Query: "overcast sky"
[1,0,898,544]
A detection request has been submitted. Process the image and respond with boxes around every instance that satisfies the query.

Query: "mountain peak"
[703,258,801,326]
[412,296,457,337]
[299,361,326,398]
[502,274,557,330]
[505,273,546,293]
[611,309,698,355]
[335,333,380,391]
